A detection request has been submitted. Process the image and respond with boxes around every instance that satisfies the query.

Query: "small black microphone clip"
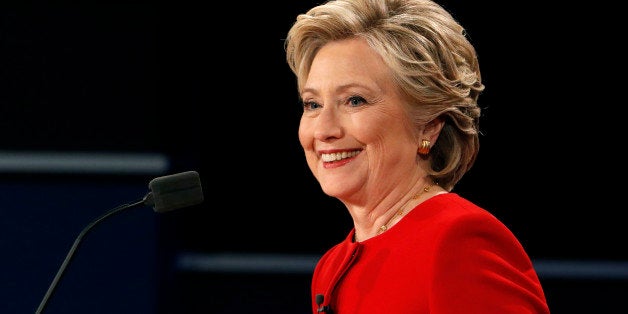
[315,294,331,313]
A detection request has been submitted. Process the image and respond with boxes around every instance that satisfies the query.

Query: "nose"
[313,106,343,141]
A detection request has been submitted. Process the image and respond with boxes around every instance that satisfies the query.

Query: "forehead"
[305,37,394,93]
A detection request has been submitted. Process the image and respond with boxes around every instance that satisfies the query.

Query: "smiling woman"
[285,0,550,313]
[2,0,625,313]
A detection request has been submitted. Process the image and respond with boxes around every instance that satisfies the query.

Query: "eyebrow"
[301,82,379,96]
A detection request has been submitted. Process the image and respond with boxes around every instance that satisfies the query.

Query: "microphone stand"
[34,170,203,313]
[34,195,149,314]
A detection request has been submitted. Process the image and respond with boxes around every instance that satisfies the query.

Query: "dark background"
[1,1,626,313]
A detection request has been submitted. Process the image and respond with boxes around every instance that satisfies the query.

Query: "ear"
[422,117,444,143]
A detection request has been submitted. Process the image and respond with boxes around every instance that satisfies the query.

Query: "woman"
[284,0,550,313]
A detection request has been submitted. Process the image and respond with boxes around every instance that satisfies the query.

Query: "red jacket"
[311,193,549,313]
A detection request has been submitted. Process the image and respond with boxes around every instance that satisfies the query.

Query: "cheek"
[353,114,395,143]
[298,120,311,149]
[358,115,415,152]
[298,122,319,175]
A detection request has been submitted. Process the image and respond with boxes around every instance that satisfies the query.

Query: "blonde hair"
[285,0,485,191]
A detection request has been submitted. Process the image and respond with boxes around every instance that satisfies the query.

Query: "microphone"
[316,294,332,313]
[34,170,204,314]
[145,170,204,213]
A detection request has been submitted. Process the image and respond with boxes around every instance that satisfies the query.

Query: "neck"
[377,182,432,234]
[354,181,437,242]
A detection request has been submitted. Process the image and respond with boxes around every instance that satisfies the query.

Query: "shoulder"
[403,193,532,284]
[409,192,509,234]
[422,194,549,312]
[415,193,526,258]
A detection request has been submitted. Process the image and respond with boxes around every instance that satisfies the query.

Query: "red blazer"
[311,193,549,314]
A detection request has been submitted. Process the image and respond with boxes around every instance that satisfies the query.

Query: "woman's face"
[298,37,420,203]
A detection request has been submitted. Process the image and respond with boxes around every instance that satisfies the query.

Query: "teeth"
[321,150,360,162]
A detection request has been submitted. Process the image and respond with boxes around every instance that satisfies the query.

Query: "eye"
[302,100,322,111]
[348,95,367,107]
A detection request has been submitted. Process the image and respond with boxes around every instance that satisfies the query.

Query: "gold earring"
[418,139,431,155]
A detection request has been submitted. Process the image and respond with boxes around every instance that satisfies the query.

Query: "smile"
[321,150,361,162]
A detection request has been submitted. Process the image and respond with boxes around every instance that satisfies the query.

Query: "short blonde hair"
[285,0,485,191]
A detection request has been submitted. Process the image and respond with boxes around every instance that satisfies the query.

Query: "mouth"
[321,150,361,162]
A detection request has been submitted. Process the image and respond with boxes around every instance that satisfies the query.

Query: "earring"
[418,139,431,155]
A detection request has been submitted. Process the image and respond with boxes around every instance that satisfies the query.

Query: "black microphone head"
[315,294,324,306]
[145,170,204,213]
